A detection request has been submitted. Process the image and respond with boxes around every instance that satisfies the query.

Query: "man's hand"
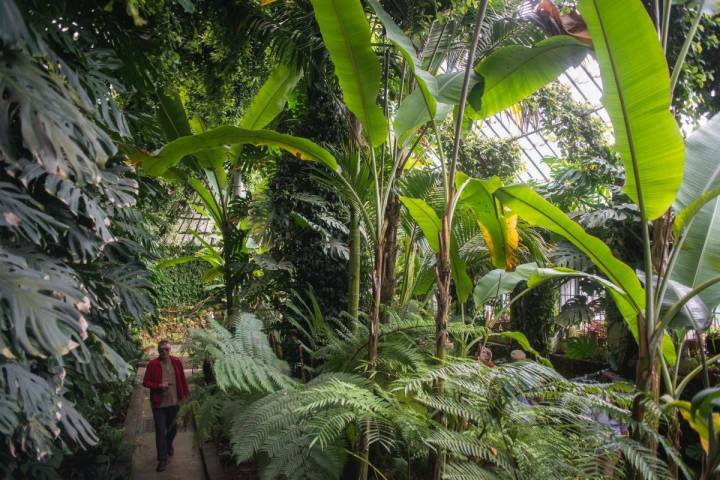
[159,382,169,390]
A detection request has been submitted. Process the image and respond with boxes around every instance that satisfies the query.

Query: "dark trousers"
[152,405,179,462]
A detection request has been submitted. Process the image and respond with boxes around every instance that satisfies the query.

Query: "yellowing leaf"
[504,214,519,270]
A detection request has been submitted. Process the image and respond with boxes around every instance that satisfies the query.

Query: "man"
[478,347,495,367]
[142,340,189,472]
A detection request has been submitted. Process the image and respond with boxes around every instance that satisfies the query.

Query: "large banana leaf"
[155,87,229,174]
[474,263,538,306]
[473,261,676,363]
[672,113,720,309]
[187,177,222,227]
[394,72,478,144]
[637,272,712,332]
[474,263,624,306]
[238,63,302,130]
[399,196,472,302]
[399,196,440,251]
[367,0,438,118]
[495,185,645,313]
[310,0,387,147]
[578,0,684,220]
[142,126,339,176]
[455,172,511,269]
[156,87,193,140]
[468,36,588,119]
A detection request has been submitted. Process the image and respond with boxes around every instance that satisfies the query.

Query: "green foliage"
[367,0,438,120]
[672,113,720,310]
[668,7,720,123]
[510,280,558,354]
[0,0,154,468]
[203,295,677,479]
[578,0,684,220]
[454,136,523,183]
[189,312,296,393]
[152,245,210,309]
[264,75,352,321]
[468,36,590,118]
[563,336,600,360]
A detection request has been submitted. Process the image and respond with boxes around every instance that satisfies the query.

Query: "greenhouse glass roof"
[477,56,609,182]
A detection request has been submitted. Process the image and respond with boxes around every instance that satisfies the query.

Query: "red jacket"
[142,356,189,408]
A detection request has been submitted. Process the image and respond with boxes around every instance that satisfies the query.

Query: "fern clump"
[185,302,683,480]
[189,312,296,393]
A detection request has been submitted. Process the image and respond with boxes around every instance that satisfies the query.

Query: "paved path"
[126,366,205,480]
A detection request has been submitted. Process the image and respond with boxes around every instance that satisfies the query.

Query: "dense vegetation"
[1,0,720,479]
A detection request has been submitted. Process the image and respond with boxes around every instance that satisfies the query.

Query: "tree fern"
[189,312,295,393]
[231,373,366,479]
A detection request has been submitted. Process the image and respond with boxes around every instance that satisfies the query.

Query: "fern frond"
[444,460,503,480]
[616,438,674,480]
[190,312,295,393]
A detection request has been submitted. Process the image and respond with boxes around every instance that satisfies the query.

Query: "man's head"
[479,347,493,364]
[158,340,171,359]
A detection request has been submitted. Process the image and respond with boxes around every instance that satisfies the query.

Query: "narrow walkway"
[126,364,205,480]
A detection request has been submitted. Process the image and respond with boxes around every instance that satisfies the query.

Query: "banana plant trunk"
[380,193,401,322]
[369,239,384,366]
[431,4,488,478]
[432,216,452,480]
[348,206,361,324]
[358,238,385,480]
[632,313,660,479]
[434,216,453,362]
[222,225,236,316]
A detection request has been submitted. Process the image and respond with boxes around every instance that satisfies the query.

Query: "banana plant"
[156,163,255,313]
[390,8,589,372]
[467,6,720,472]
[145,61,309,314]
[308,1,592,477]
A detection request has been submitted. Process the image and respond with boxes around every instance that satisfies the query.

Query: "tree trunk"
[222,226,235,316]
[380,193,401,322]
[347,206,361,324]
[434,216,453,363]
[632,314,660,478]
[369,240,384,367]
[432,216,453,480]
[358,240,384,480]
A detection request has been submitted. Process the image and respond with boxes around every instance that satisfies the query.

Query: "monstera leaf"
[0,247,87,357]
[0,182,63,246]
[0,8,115,183]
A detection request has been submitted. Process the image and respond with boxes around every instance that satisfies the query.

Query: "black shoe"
[156,461,167,472]
[168,446,174,457]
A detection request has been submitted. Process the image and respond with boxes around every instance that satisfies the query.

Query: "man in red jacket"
[142,340,189,472]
